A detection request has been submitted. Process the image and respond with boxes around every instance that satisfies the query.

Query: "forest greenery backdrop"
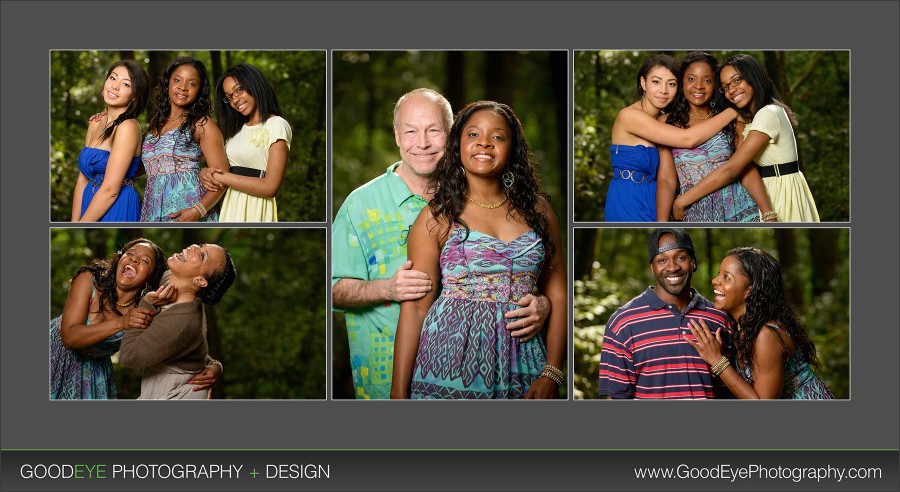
[573,228,849,399]
[50,228,327,399]
[574,50,850,222]
[50,50,326,222]
[331,51,569,398]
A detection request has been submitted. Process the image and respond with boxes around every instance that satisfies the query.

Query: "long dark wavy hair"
[427,101,555,262]
[726,247,820,372]
[71,238,167,316]
[198,247,237,305]
[146,57,212,142]
[99,60,150,142]
[665,52,738,152]
[213,63,284,141]
[717,54,797,127]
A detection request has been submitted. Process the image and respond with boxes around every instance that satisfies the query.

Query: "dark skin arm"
[524,199,567,399]
[686,319,788,399]
[656,147,678,221]
[59,272,154,349]
[390,208,443,399]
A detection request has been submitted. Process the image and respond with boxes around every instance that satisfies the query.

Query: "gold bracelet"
[710,356,730,377]
[540,364,565,385]
[760,210,778,222]
[193,202,208,218]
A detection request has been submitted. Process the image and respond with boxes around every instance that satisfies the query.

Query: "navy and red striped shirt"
[599,287,734,399]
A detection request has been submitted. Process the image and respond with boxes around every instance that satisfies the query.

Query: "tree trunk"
[774,228,804,309]
[445,51,466,113]
[808,228,840,297]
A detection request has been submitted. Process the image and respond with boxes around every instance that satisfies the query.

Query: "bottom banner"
[2,449,897,491]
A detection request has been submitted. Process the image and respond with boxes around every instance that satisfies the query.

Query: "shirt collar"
[642,286,706,312]
[385,162,427,207]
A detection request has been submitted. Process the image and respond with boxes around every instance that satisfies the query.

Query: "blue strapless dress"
[78,147,141,222]
[604,144,659,222]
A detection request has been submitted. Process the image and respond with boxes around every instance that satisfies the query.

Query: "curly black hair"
[665,51,739,153]
[427,101,555,262]
[197,246,236,305]
[146,57,212,143]
[726,247,820,373]
[213,63,284,141]
[72,238,167,316]
[716,54,797,127]
[99,60,150,143]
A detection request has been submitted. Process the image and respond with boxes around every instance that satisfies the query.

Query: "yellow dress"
[743,104,820,222]
[219,116,292,222]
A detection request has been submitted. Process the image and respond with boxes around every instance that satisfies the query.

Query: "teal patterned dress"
[49,286,122,399]
[673,130,759,222]
[410,227,547,399]
[738,324,835,399]
[140,127,218,222]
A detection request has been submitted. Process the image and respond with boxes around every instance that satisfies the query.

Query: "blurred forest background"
[332,51,569,398]
[573,228,849,400]
[50,228,327,399]
[50,50,326,222]
[574,50,850,222]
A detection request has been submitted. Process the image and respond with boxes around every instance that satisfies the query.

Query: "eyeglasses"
[223,85,245,104]
[719,75,743,93]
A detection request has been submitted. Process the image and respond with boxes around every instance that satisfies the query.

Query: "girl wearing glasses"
[604,54,740,222]
[141,57,228,222]
[672,54,819,222]
[203,63,292,222]
[656,52,774,222]
[72,60,150,222]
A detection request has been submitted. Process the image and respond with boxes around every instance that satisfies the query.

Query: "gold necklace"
[689,110,713,120]
[115,296,136,307]
[465,194,508,209]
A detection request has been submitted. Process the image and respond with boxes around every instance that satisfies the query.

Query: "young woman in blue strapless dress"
[71,60,149,222]
[140,57,228,222]
[391,101,567,400]
[687,247,834,399]
[604,54,740,222]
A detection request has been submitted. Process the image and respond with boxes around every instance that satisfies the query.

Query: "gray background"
[2,0,898,453]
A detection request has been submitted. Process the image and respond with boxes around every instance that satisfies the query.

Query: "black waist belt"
[231,166,266,178]
[758,161,799,178]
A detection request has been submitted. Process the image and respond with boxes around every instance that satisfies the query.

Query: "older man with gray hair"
[332,88,549,399]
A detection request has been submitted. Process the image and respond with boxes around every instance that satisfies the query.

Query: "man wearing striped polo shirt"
[599,228,734,399]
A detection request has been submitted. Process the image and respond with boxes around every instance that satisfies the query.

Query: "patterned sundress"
[410,227,547,399]
[140,127,218,222]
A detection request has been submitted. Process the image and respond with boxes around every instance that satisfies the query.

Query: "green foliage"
[574,51,849,221]
[573,228,849,399]
[50,51,326,222]
[50,228,326,399]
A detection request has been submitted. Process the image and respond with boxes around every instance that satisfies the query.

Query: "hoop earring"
[710,99,717,109]
[502,170,515,188]
[461,165,466,176]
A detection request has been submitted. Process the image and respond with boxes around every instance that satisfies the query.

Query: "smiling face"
[683,60,715,109]
[168,64,202,109]
[116,242,157,291]
[720,65,754,110]
[650,233,694,303]
[459,109,511,177]
[168,244,227,284]
[103,65,135,109]
[393,94,448,177]
[641,66,678,110]
[712,255,752,319]
[222,75,257,120]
